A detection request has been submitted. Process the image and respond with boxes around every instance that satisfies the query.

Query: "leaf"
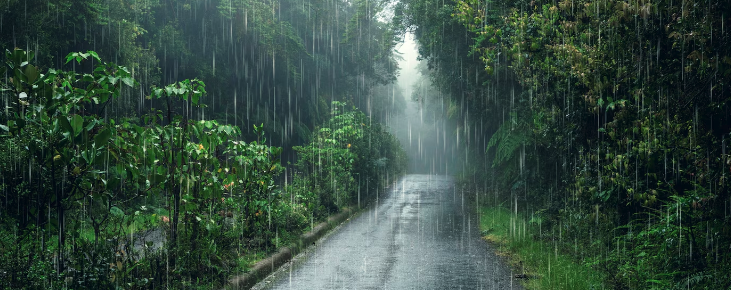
[94,128,112,146]
[81,149,94,164]
[0,124,8,132]
[88,51,101,62]
[486,119,527,167]
[24,64,39,83]
[85,119,97,131]
[110,206,125,217]
[151,173,166,185]
[65,53,75,64]
[152,88,162,99]
[71,115,84,137]
[599,190,611,202]
[58,116,73,137]
[121,77,134,87]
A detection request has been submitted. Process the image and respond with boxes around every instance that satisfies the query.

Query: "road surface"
[255,174,522,289]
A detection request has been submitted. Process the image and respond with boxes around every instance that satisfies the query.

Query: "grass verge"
[479,206,605,290]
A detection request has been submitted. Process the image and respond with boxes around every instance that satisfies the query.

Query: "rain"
[0,0,730,289]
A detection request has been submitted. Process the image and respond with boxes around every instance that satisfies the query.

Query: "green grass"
[479,206,605,290]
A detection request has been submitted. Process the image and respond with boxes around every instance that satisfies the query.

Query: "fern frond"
[673,271,714,290]
[486,115,527,167]
[495,129,526,166]
[486,120,508,152]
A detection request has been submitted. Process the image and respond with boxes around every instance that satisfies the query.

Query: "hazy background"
[388,33,462,175]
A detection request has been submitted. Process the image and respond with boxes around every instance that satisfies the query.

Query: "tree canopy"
[397,0,731,288]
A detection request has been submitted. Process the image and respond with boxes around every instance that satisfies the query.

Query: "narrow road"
[256,174,522,289]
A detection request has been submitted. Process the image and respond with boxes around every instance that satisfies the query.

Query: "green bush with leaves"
[399,0,731,288]
[292,101,407,218]
[293,101,364,215]
[0,47,408,289]
[0,49,288,288]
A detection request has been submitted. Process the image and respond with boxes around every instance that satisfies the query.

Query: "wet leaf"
[110,206,125,217]
[94,128,112,146]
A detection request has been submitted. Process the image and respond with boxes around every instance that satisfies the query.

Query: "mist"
[2,0,729,288]
[388,33,462,175]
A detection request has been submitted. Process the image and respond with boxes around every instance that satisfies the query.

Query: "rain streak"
[0,0,729,289]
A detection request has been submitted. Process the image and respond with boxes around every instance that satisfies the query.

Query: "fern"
[486,114,527,167]
[673,271,714,290]
[496,130,526,167]
[485,120,507,152]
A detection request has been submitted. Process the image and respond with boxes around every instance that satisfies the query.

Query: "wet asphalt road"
[256,174,522,290]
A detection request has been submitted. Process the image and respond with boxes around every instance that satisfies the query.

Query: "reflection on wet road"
[258,174,521,289]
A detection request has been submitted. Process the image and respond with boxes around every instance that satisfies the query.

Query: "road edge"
[223,207,356,290]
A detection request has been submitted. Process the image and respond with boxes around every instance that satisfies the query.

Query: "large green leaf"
[121,77,134,87]
[58,116,73,138]
[88,51,100,62]
[81,149,94,164]
[24,64,39,83]
[191,92,200,105]
[94,128,112,146]
[110,206,125,217]
[71,115,84,137]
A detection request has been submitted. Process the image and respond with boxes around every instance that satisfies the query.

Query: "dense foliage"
[0,49,406,290]
[0,49,284,288]
[0,0,404,163]
[397,0,731,288]
[0,0,408,288]
[292,101,407,216]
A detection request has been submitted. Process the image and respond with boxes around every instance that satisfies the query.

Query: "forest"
[2,0,731,289]
[0,0,406,288]
[396,0,731,288]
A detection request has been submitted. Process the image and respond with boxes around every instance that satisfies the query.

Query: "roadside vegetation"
[479,205,604,289]
[0,48,406,289]
[397,0,731,288]
[0,0,407,289]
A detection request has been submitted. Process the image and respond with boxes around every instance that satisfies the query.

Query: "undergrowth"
[479,206,605,290]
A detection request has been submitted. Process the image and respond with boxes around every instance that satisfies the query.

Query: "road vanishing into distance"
[254,174,522,290]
